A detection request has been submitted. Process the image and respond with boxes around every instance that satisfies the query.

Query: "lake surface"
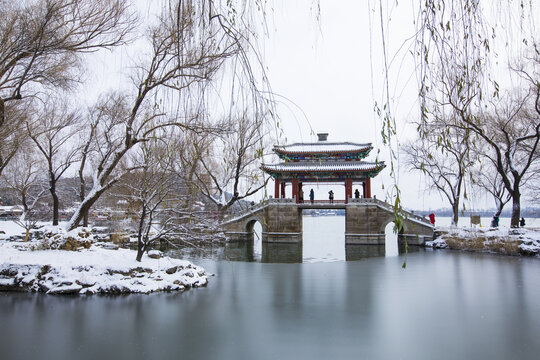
[1,217,540,359]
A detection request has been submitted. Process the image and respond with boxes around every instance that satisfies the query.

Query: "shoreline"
[425,226,540,257]
[0,227,208,295]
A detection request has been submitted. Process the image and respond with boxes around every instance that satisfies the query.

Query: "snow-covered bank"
[0,227,208,294]
[426,226,540,257]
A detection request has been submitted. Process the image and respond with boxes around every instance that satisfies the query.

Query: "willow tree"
[66,0,275,231]
[411,0,540,227]
[0,0,135,173]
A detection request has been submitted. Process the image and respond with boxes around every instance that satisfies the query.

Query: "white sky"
[258,0,444,210]
[82,0,536,212]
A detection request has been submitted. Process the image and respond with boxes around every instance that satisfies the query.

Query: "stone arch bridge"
[222,198,434,245]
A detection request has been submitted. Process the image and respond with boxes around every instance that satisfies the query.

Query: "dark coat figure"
[491,216,499,228]
[309,189,314,204]
[328,190,334,204]
[520,217,526,227]
[428,213,435,225]
[354,189,360,199]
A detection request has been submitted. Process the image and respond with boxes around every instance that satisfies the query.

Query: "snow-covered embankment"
[0,227,207,294]
[426,226,540,257]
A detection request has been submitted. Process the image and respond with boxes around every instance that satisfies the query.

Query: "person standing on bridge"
[354,189,360,199]
[328,190,334,204]
[309,189,314,204]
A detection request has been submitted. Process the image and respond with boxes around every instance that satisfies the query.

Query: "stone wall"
[223,199,433,245]
[262,204,302,243]
[223,203,302,243]
[345,203,433,245]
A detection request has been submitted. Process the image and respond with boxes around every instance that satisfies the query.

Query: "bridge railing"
[223,196,432,226]
[349,197,432,225]
[222,197,296,223]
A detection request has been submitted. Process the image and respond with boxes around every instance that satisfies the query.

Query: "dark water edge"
[1,251,540,360]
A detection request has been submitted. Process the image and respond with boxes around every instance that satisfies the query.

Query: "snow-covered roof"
[262,161,384,173]
[273,142,372,154]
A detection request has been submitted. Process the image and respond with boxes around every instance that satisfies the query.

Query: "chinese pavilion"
[261,133,386,204]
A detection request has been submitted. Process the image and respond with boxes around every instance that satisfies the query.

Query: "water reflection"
[2,252,540,360]
[171,242,404,263]
[345,244,386,260]
[262,243,302,263]
[385,221,398,256]
[167,216,423,263]
[302,214,345,262]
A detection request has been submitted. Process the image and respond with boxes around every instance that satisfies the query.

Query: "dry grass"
[442,233,521,256]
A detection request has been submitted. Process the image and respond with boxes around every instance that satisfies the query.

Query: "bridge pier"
[222,198,433,246]
[345,202,385,245]
[261,203,302,243]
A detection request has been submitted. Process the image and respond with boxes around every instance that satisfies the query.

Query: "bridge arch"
[244,215,267,237]
[378,214,407,235]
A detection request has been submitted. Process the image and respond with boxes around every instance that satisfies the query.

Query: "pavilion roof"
[261,161,385,175]
[273,142,372,155]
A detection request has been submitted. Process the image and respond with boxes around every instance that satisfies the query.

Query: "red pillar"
[345,178,353,204]
[274,178,280,199]
[292,179,299,203]
[364,178,372,198]
[280,182,286,198]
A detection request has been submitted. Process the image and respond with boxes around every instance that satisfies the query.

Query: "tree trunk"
[136,244,145,262]
[510,190,520,228]
[451,199,459,226]
[67,187,107,231]
[50,175,59,226]
[494,198,504,218]
[79,175,89,227]
[136,206,147,262]
[0,97,5,128]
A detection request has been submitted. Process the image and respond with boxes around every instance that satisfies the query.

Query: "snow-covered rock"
[147,250,162,259]
[0,241,207,295]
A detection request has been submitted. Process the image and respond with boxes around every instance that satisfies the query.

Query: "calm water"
[1,217,540,360]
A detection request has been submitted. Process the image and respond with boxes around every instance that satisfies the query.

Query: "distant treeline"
[411,208,540,218]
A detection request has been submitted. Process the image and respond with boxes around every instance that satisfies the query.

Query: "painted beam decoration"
[261,141,385,181]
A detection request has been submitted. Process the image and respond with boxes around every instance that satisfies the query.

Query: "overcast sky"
[259,0,444,211]
[84,0,536,212]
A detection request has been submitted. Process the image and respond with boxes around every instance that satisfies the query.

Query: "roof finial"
[317,133,328,141]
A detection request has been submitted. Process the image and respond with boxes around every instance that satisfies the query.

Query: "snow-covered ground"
[0,221,208,295]
[426,224,540,256]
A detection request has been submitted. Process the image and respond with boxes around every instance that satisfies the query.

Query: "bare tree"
[1,145,47,240]
[113,141,178,261]
[0,0,135,126]
[403,117,476,226]
[191,112,270,215]
[0,0,134,186]
[75,106,104,227]
[457,90,540,227]
[27,101,81,225]
[0,101,28,175]
[472,153,512,220]
[66,1,274,231]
